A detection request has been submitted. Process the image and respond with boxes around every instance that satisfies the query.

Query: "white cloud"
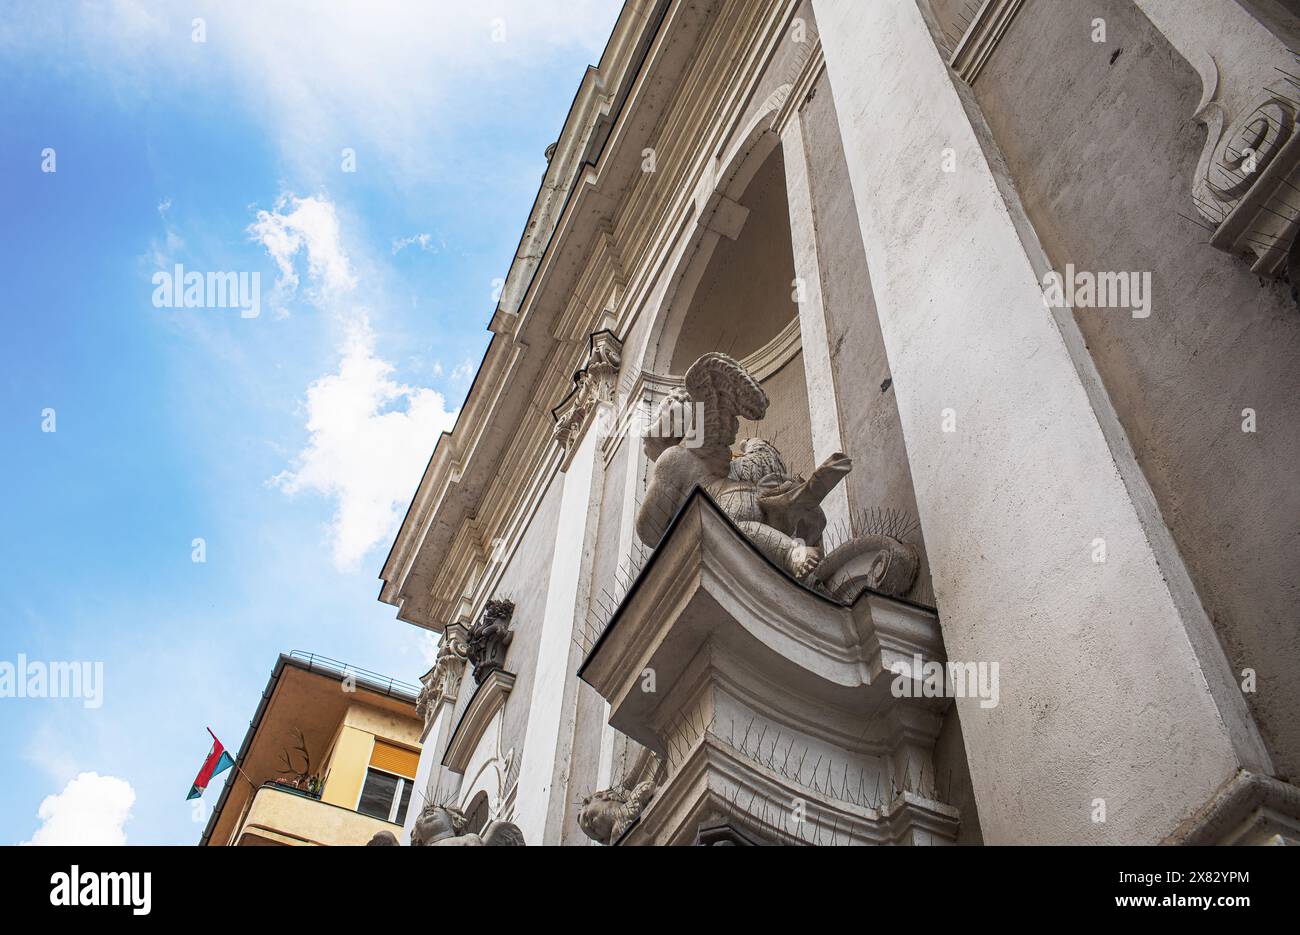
[21,772,136,846]
[250,191,457,569]
[450,358,477,383]
[272,316,458,570]
[5,0,622,186]
[391,232,440,255]
[416,630,443,670]
[248,194,357,304]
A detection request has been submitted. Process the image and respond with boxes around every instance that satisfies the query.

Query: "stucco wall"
[433,470,566,808]
[561,440,629,843]
[796,48,977,832]
[971,0,1300,779]
[319,725,372,810]
[493,468,566,784]
[342,701,421,747]
[239,785,399,846]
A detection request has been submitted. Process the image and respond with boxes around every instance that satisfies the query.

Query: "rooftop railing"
[287,651,420,702]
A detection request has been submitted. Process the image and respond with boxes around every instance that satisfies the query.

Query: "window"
[357,768,413,824]
[356,739,419,824]
[463,791,489,835]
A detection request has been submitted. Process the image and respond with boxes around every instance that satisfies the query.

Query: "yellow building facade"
[200,653,422,846]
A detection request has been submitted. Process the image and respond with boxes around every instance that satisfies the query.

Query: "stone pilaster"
[815,0,1271,843]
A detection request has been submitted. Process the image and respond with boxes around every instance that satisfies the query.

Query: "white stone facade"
[381,0,1300,845]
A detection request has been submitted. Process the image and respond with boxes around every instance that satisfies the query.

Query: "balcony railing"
[263,780,323,801]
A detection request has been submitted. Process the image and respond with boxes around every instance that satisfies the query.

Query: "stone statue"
[578,779,657,845]
[636,352,851,580]
[635,352,920,598]
[365,830,399,845]
[409,803,526,846]
[460,598,515,684]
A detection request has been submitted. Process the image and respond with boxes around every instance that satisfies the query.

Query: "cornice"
[578,491,947,746]
[382,1,804,631]
[948,0,1025,86]
[379,1,711,628]
[1164,769,1300,845]
[627,732,959,845]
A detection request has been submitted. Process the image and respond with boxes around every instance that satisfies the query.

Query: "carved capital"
[415,637,466,727]
[552,329,623,456]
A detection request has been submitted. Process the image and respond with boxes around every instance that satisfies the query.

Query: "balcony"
[234,783,401,846]
[579,489,960,845]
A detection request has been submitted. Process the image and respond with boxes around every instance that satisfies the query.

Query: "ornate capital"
[415,636,466,728]
[552,328,622,456]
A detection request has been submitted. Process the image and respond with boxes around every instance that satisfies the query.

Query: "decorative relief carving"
[451,598,515,684]
[1132,0,1300,284]
[415,636,466,727]
[552,329,623,453]
[635,352,918,597]
[409,804,526,846]
[1191,67,1300,281]
[577,778,657,845]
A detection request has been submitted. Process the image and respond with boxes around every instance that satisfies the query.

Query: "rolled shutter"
[369,740,419,778]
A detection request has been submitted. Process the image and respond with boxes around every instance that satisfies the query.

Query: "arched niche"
[640,92,816,475]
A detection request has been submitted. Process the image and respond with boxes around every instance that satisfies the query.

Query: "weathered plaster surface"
[562,440,628,843]
[797,65,937,606]
[431,471,565,808]
[973,0,1300,781]
[816,0,1266,843]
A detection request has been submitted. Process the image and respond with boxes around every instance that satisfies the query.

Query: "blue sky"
[0,0,620,845]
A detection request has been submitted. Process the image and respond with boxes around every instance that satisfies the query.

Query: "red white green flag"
[188,727,235,800]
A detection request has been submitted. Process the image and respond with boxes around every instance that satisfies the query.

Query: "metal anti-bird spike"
[1177,210,1218,233]
[765,730,782,769]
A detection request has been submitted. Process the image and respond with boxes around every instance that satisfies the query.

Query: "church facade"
[380,0,1300,845]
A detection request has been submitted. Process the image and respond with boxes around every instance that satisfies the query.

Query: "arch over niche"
[639,86,815,474]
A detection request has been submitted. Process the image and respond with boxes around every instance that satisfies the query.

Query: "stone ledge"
[442,669,515,772]
[1164,770,1300,845]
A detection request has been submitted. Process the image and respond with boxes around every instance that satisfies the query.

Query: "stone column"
[813,0,1269,843]
[780,101,851,534]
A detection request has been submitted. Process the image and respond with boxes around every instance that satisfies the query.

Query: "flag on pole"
[188,728,235,800]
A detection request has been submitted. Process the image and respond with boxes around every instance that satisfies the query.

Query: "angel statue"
[577,778,657,845]
[409,802,526,846]
[636,352,852,580]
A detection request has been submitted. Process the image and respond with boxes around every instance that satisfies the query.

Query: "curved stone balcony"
[234,783,402,846]
[579,489,960,845]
